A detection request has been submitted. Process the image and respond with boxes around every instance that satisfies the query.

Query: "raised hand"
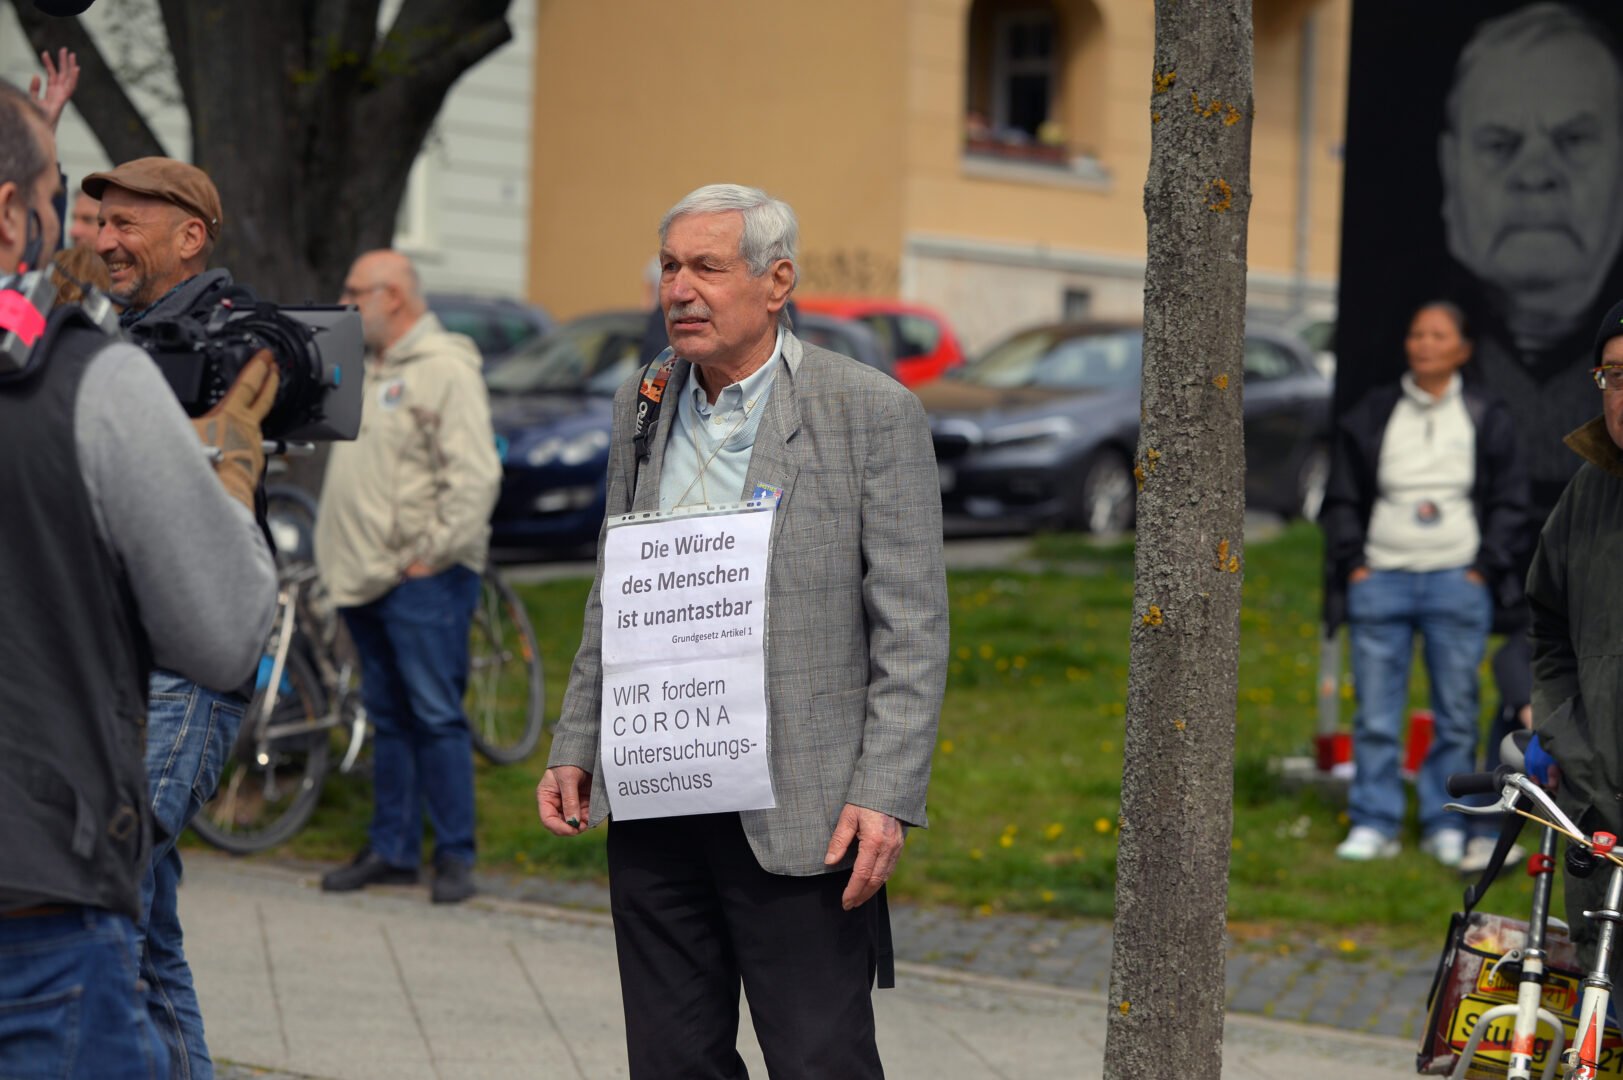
[29,49,81,133]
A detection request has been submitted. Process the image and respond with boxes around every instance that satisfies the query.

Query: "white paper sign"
[599,502,776,820]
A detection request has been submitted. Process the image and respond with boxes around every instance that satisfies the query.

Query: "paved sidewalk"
[183,854,1426,1079]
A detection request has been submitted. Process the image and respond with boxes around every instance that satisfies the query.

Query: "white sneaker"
[1336,826,1401,861]
[1458,835,1527,875]
[1421,829,1467,868]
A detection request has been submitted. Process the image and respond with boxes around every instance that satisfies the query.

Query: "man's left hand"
[29,49,79,133]
[403,560,435,579]
[824,804,903,911]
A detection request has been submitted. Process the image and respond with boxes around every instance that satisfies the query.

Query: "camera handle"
[202,440,315,463]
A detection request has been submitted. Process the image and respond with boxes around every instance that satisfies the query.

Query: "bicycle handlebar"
[1445,767,1588,844]
[1446,768,1509,797]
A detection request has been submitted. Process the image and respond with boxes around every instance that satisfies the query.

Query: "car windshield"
[485,325,615,395]
[953,328,1142,390]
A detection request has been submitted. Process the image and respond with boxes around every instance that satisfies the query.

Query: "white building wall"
[0,0,533,299]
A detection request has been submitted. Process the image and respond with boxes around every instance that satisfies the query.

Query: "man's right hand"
[193,351,277,511]
[538,766,591,836]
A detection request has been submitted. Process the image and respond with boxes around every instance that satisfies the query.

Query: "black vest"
[0,316,153,919]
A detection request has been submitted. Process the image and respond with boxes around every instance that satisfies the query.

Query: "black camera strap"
[0,302,110,389]
[632,347,678,463]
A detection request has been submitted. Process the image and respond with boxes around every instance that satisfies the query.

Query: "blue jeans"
[341,566,481,869]
[141,671,245,1080]
[0,906,169,1079]
[1346,567,1493,838]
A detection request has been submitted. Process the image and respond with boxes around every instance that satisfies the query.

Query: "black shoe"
[431,857,477,904]
[321,850,418,893]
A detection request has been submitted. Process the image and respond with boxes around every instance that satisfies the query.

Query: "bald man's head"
[341,248,426,354]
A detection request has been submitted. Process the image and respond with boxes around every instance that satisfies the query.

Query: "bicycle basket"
[1417,910,1622,1077]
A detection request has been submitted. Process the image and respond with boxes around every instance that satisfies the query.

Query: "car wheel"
[1295,443,1329,522]
[1074,448,1136,537]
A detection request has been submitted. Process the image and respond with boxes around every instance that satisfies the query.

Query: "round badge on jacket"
[378,378,406,410]
[1414,499,1441,526]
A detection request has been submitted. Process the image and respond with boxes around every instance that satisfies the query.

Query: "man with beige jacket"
[313,249,501,903]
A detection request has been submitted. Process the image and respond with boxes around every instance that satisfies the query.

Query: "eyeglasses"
[1593,366,1623,391]
[339,283,387,302]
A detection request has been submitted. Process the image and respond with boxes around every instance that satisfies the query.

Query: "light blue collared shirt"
[659,327,784,512]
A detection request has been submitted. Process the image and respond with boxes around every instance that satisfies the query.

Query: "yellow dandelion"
[977,903,994,916]
[999,834,1014,848]
[969,848,983,861]
[1013,656,1027,669]
[1044,823,1065,841]
[979,643,995,660]
[1094,818,1113,835]
[1041,889,1056,903]
[1337,939,1358,954]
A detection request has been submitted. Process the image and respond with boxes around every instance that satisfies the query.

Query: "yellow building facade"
[529,0,1349,352]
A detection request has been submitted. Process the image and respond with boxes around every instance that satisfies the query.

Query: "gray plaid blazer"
[548,332,948,875]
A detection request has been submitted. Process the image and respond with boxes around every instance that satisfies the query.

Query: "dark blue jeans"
[0,906,169,1079]
[1346,567,1493,838]
[141,670,245,1080]
[341,565,481,869]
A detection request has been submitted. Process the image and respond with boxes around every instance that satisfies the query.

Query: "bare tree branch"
[6,0,167,163]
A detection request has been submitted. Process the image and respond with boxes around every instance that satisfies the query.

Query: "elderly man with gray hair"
[538,184,948,1077]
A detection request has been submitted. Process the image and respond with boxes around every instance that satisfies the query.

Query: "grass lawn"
[268,522,1545,953]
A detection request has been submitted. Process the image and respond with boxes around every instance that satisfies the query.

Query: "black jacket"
[1320,380,1529,632]
[1528,417,1623,837]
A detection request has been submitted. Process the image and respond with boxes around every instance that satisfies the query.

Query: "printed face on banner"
[1441,31,1623,320]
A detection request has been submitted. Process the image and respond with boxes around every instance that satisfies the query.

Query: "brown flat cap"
[82,157,223,239]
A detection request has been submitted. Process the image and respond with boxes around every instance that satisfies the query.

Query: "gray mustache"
[667,303,711,321]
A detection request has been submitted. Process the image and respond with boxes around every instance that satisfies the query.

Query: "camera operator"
[0,84,276,1079]
[82,157,229,328]
[81,156,274,1077]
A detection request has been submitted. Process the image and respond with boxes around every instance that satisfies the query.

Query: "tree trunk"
[9,0,513,303]
[1102,3,1254,1079]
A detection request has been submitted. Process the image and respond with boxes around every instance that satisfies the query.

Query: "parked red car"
[795,297,965,387]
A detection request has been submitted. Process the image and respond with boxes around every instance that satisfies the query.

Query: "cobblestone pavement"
[348,861,1440,1043]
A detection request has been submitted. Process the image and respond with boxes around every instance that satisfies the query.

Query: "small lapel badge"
[751,482,784,504]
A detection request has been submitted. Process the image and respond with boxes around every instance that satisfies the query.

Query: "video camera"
[0,273,363,444]
[129,288,363,443]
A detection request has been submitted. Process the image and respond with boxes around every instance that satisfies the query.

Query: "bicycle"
[190,486,545,853]
[1424,742,1623,1079]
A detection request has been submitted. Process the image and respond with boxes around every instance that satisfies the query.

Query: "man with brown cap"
[81,155,264,1079]
[82,156,227,325]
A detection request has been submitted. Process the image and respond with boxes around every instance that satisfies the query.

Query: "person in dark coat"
[1529,296,1623,989]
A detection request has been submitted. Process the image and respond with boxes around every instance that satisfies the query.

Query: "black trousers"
[607,812,885,1079]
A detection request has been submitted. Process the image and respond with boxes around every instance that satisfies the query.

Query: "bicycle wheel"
[191,646,332,854]
[466,567,545,764]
